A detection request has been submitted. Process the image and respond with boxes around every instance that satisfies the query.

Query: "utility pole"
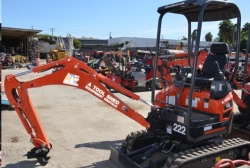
[109,32,112,39]
[50,28,55,36]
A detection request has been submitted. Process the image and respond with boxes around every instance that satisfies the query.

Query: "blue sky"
[1,0,249,40]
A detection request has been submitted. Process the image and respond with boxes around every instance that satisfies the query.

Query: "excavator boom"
[4,57,151,160]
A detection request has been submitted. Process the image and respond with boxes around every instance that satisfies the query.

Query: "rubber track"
[123,130,148,152]
[164,138,250,168]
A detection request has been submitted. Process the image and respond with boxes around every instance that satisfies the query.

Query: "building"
[1,25,222,58]
[108,37,157,48]
[77,37,109,52]
[1,26,42,56]
[108,37,221,52]
[22,35,110,58]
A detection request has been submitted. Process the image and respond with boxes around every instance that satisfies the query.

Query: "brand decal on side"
[222,94,232,104]
[104,94,120,108]
[85,83,105,98]
[63,73,79,86]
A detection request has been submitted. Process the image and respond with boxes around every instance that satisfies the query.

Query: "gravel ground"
[1,60,249,168]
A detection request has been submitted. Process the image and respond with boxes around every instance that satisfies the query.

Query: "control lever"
[213,61,229,92]
[213,61,224,80]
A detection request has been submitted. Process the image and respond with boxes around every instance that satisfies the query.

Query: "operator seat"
[186,43,229,87]
[202,43,229,76]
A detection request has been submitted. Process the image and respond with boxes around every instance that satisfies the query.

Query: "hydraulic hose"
[214,159,250,168]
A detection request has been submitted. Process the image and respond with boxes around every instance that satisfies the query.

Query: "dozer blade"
[109,145,141,168]
[109,144,170,168]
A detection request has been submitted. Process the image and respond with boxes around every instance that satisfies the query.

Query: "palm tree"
[218,20,234,43]
[205,32,213,41]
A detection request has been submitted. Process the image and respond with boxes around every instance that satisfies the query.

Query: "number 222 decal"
[173,123,186,135]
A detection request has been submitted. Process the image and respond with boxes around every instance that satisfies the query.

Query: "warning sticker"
[185,97,198,107]
[63,73,79,86]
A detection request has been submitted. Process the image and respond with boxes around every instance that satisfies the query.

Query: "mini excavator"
[4,0,250,167]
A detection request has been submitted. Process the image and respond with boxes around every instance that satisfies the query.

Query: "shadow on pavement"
[2,160,40,168]
[1,105,14,111]
[79,160,116,168]
[75,140,124,150]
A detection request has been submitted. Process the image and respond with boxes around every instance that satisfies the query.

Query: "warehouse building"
[108,37,220,52]
[1,26,42,57]
[77,37,110,52]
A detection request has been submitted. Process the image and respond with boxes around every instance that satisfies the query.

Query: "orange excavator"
[3,0,250,168]
[228,26,250,84]
[155,46,250,116]
[156,49,208,83]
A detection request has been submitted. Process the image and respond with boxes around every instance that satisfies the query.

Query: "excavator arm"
[112,50,123,58]
[4,56,151,164]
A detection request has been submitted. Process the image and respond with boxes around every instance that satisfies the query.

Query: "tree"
[181,36,187,40]
[125,41,130,45]
[111,43,124,49]
[242,22,250,32]
[192,31,197,41]
[73,39,82,49]
[205,32,213,41]
[218,20,234,44]
[213,36,222,42]
[240,30,249,51]
[35,33,58,39]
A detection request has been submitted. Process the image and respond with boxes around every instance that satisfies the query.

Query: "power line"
[3,23,196,39]
[3,23,150,35]
[3,23,157,37]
